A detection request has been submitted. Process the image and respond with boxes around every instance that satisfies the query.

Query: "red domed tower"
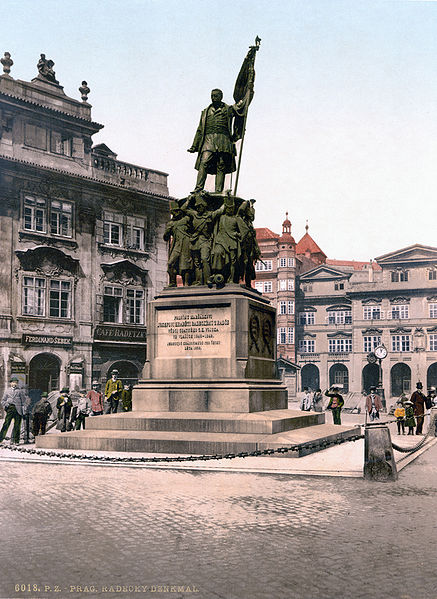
[276,212,297,361]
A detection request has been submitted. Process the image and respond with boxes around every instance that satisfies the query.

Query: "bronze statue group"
[0,369,133,444]
[165,192,260,289]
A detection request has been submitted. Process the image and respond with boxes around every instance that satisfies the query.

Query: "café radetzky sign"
[94,325,146,342]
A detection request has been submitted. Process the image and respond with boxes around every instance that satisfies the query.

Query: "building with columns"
[0,53,170,397]
[256,215,437,401]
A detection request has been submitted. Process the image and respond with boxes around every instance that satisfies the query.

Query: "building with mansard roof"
[0,53,170,397]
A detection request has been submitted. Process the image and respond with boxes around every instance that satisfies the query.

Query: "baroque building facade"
[256,216,437,400]
[0,54,170,396]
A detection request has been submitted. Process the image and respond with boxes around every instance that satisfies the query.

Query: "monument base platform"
[36,410,362,458]
[132,380,287,413]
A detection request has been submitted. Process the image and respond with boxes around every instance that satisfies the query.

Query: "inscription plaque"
[156,306,231,358]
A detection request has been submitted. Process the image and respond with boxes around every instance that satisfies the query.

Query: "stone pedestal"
[133,285,288,412]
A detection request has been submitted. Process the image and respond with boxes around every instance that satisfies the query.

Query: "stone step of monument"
[86,409,324,434]
[36,423,361,458]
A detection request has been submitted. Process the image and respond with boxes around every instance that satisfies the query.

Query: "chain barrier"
[0,433,364,464]
[391,412,436,454]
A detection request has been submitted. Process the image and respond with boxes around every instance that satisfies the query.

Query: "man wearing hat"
[32,392,52,437]
[56,388,72,432]
[181,193,216,286]
[427,386,437,409]
[324,386,345,425]
[0,377,30,444]
[366,386,383,422]
[410,382,426,435]
[105,369,123,414]
[87,380,104,416]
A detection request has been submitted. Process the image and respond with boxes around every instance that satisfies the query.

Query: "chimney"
[369,259,374,282]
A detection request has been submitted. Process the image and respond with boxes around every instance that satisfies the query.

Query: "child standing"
[394,401,405,435]
[404,400,416,435]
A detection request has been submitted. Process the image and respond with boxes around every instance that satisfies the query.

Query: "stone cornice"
[0,154,172,202]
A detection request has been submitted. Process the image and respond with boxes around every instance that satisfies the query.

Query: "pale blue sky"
[2,0,437,260]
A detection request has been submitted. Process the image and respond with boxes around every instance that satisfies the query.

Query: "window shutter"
[96,294,103,322]
[72,137,84,158]
[95,219,104,244]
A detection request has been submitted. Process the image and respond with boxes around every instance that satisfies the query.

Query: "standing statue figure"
[187,89,247,193]
[164,201,192,287]
[37,54,59,84]
[211,194,249,285]
[237,199,261,288]
[181,193,216,286]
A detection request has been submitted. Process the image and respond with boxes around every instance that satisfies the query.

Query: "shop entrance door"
[29,353,60,393]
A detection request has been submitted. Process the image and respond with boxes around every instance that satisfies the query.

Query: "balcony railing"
[92,155,149,181]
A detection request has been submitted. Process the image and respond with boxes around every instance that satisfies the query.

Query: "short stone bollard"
[363,423,398,482]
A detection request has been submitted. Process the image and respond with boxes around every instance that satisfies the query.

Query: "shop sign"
[21,334,73,347]
[69,363,83,374]
[94,325,146,342]
[11,363,26,374]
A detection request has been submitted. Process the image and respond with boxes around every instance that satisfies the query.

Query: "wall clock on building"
[374,345,387,360]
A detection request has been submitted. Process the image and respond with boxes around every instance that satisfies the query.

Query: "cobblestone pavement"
[0,444,436,599]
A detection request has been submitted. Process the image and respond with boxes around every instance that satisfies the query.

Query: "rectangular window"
[429,271,437,281]
[50,200,72,237]
[278,257,287,268]
[103,286,123,323]
[363,306,381,320]
[299,312,315,325]
[278,301,287,315]
[329,338,352,353]
[328,310,352,324]
[288,279,294,290]
[264,281,272,293]
[22,277,46,316]
[49,280,71,318]
[288,258,295,268]
[299,339,315,353]
[126,289,144,324]
[103,211,123,246]
[391,335,411,352]
[24,123,47,150]
[287,327,294,344]
[254,282,263,293]
[255,260,272,271]
[391,305,409,319]
[50,131,72,156]
[279,279,287,291]
[126,216,145,250]
[391,271,408,282]
[429,334,437,351]
[23,196,46,232]
[363,336,382,353]
[278,327,287,344]
[287,301,294,315]
[334,282,344,290]
[430,304,437,318]
[302,284,312,292]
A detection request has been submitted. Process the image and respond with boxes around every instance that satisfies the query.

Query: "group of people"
[56,370,133,433]
[299,381,436,431]
[300,386,345,424]
[0,368,133,444]
[394,382,435,436]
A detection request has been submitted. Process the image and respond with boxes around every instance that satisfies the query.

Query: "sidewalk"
[0,411,435,477]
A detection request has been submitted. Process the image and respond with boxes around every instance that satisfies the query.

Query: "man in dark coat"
[187,89,246,193]
[56,387,72,432]
[32,392,52,437]
[0,377,30,444]
[411,382,426,434]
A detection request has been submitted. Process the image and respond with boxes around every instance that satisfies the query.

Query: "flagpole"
[232,37,260,197]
